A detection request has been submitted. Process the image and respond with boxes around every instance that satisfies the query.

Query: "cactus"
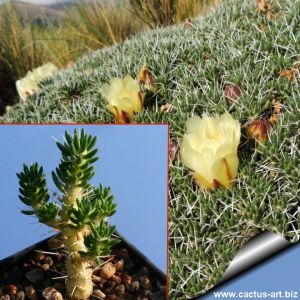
[17,129,119,300]
[6,0,300,299]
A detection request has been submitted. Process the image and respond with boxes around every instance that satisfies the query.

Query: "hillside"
[3,0,300,299]
[0,1,64,24]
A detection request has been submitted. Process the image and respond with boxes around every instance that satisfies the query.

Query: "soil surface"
[0,235,166,300]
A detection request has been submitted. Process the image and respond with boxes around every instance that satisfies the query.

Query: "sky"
[0,125,168,273]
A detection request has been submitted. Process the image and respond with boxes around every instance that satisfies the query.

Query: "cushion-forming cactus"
[5,0,300,299]
[17,129,119,300]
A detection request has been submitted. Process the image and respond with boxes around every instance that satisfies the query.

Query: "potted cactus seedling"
[17,129,117,299]
[0,129,166,300]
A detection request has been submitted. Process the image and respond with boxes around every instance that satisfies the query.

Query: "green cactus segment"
[67,185,117,230]
[17,163,59,226]
[81,222,120,261]
[52,129,98,194]
[17,129,118,300]
[17,163,50,207]
[35,203,60,225]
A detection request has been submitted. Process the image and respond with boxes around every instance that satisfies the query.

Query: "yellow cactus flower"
[180,113,241,190]
[100,75,144,123]
[16,63,58,101]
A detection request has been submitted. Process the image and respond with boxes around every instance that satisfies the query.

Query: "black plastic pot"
[0,231,166,299]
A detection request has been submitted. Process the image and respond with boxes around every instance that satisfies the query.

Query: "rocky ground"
[0,235,166,300]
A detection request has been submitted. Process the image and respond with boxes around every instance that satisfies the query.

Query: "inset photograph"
[0,124,168,300]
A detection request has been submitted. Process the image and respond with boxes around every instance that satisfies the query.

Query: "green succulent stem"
[61,190,92,299]
[63,228,93,300]
[17,129,119,300]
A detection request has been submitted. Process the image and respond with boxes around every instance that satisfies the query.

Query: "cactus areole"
[17,129,119,300]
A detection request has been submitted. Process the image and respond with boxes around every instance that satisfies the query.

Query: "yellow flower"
[16,63,58,101]
[180,113,241,190]
[100,75,144,123]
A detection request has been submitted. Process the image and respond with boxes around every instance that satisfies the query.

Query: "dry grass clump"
[0,0,217,110]
[129,0,220,28]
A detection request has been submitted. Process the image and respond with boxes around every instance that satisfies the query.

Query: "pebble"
[42,287,63,300]
[100,263,116,279]
[25,269,45,283]
[114,259,124,271]
[25,286,38,300]
[111,275,121,284]
[129,281,140,292]
[141,275,152,290]
[11,291,25,300]
[92,274,102,284]
[34,252,45,262]
[115,284,125,296]
[122,274,132,285]
[93,289,106,299]
[42,264,50,270]
[4,285,16,296]
[44,256,53,267]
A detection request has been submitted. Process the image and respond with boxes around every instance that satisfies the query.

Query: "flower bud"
[16,63,58,101]
[139,65,156,91]
[247,119,270,143]
[100,75,144,123]
[184,18,193,29]
[180,113,241,190]
[170,140,180,161]
[224,83,242,104]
